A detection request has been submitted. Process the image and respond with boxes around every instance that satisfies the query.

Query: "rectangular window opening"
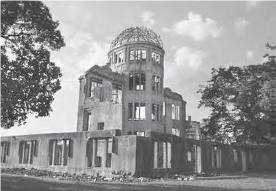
[137,131,145,136]
[130,49,146,61]
[157,104,159,121]
[90,78,102,97]
[129,73,134,90]
[141,50,146,61]
[49,139,73,166]
[152,104,156,121]
[130,50,135,61]
[152,75,156,91]
[97,122,104,130]
[112,84,122,104]
[128,103,133,120]
[172,104,175,120]
[152,52,160,63]
[1,141,10,163]
[135,73,140,90]
[140,103,146,120]
[141,73,146,90]
[134,102,140,120]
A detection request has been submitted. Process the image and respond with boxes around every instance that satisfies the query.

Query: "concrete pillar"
[167,142,171,168]
[154,141,158,168]
[102,139,108,167]
[61,140,66,166]
[52,141,56,166]
[21,142,25,164]
[28,142,32,165]
[163,142,167,168]
[92,139,97,167]
[2,142,7,163]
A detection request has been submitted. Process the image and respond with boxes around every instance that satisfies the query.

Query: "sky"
[2,0,276,136]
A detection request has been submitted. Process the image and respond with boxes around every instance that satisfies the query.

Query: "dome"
[110,26,163,50]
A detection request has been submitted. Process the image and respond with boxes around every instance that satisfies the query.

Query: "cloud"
[246,50,254,59]
[174,46,207,70]
[163,12,223,41]
[64,32,110,71]
[234,18,248,32]
[77,42,110,71]
[246,0,261,9]
[141,11,155,28]
[67,32,93,50]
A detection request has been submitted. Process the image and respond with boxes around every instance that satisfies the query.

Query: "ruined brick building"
[77,26,187,137]
[1,27,276,176]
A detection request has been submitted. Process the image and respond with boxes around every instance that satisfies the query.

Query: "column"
[167,142,171,168]
[163,142,167,168]
[28,142,32,165]
[52,141,56,166]
[92,139,97,167]
[154,141,158,168]
[22,142,26,164]
[102,138,108,167]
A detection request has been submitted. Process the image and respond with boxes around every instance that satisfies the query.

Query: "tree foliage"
[1,1,65,128]
[198,44,276,145]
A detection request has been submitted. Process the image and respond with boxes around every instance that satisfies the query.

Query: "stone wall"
[1,130,276,177]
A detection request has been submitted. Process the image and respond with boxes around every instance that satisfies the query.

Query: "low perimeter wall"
[1,130,276,177]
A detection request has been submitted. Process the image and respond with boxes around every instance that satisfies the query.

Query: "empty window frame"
[97,122,104,130]
[135,73,140,90]
[152,104,161,122]
[130,49,146,61]
[134,102,140,120]
[172,104,175,120]
[141,73,146,90]
[156,77,160,92]
[172,104,180,120]
[18,140,39,165]
[112,84,122,103]
[140,103,146,120]
[152,104,156,121]
[129,102,146,120]
[152,75,156,91]
[89,77,102,97]
[153,141,172,169]
[152,52,160,63]
[157,104,160,121]
[128,103,133,120]
[136,131,145,136]
[172,127,180,136]
[48,139,73,166]
[129,73,134,90]
[152,75,161,92]
[129,72,146,91]
[83,110,91,131]
[1,141,10,163]
[114,52,124,63]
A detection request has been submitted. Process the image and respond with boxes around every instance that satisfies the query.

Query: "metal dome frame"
[110,26,163,51]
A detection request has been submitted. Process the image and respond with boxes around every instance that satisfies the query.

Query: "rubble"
[1,167,201,184]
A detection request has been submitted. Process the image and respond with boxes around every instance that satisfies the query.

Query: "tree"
[1,1,65,128]
[198,44,275,145]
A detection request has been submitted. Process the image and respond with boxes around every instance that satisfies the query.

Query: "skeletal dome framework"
[110,26,163,50]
